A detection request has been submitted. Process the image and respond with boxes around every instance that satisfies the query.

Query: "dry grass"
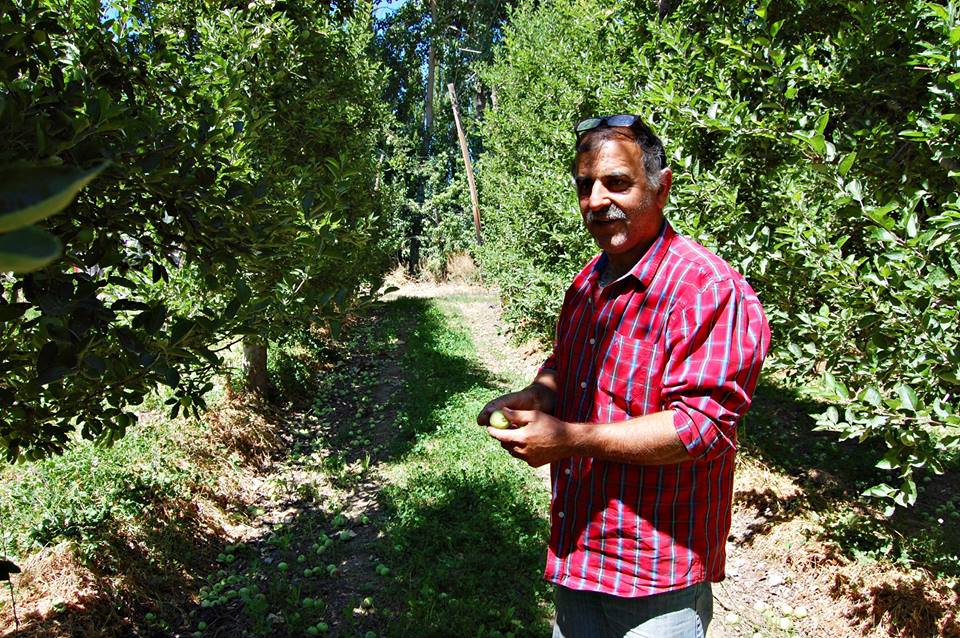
[832,565,960,638]
[199,393,285,471]
[445,251,479,283]
[717,454,960,638]
[0,543,101,637]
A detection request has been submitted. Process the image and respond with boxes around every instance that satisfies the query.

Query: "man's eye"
[606,179,627,190]
[576,181,593,196]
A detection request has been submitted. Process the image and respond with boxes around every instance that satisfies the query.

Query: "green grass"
[0,414,210,570]
[373,296,553,638]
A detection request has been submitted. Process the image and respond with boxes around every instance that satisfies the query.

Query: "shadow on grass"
[378,470,552,638]
[304,296,508,465]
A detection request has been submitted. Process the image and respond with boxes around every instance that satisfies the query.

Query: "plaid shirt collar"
[589,219,677,291]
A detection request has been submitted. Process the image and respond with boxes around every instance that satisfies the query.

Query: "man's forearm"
[566,410,692,465]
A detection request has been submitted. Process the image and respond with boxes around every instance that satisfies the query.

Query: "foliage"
[475,0,960,509]
[0,0,395,461]
[374,0,514,274]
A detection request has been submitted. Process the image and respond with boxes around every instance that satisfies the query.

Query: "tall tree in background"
[373,0,513,275]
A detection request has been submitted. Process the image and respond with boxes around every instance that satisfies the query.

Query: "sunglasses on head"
[575,114,647,136]
[574,114,667,168]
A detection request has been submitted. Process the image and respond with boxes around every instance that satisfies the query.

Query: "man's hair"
[572,124,667,190]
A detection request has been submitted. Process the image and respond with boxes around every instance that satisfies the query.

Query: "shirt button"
[589,338,596,345]
[580,381,587,389]
[558,511,565,519]
[564,468,571,476]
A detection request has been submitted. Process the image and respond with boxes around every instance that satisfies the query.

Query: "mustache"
[586,203,629,224]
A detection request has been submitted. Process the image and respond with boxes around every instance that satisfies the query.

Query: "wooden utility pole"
[447,82,482,244]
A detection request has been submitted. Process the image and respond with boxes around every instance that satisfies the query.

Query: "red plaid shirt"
[541,221,770,597]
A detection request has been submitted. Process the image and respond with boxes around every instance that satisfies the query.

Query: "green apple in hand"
[489,409,511,429]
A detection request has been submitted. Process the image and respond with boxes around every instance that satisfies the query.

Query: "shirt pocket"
[598,333,664,417]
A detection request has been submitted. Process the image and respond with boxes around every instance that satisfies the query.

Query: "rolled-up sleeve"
[662,280,770,461]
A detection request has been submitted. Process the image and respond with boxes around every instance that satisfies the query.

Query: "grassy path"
[179,289,554,637]
[368,292,553,637]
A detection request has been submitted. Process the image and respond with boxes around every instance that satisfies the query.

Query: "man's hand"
[486,408,575,468]
[476,378,556,427]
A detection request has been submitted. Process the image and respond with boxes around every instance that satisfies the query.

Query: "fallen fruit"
[489,410,510,429]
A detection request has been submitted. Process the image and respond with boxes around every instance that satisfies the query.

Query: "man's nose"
[588,181,611,211]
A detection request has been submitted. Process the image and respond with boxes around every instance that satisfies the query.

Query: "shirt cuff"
[671,405,735,461]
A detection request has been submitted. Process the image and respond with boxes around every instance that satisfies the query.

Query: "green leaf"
[198,348,220,366]
[862,483,896,498]
[791,131,826,156]
[815,112,830,135]
[0,163,107,232]
[862,386,882,406]
[838,151,857,176]
[0,225,62,272]
[845,179,863,201]
[895,384,919,411]
[864,203,898,229]
[168,319,195,346]
[905,212,918,238]
[163,366,181,387]
[896,478,918,506]
[875,451,900,470]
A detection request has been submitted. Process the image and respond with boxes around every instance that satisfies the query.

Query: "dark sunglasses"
[574,114,667,168]
[575,114,647,136]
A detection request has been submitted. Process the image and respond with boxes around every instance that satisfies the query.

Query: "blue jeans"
[552,583,713,638]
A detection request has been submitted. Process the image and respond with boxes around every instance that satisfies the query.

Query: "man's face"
[574,135,670,267]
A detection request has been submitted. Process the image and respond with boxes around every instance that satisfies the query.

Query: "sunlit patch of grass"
[375,296,553,638]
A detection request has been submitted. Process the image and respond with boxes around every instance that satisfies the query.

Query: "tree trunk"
[243,338,269,396]
[425,38,435,144]
[408,200,422,276]
[409,2,438,277]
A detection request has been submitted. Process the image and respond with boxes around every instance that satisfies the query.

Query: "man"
[477,114,770,638]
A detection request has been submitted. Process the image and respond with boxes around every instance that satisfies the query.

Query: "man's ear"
[656,167,673,208]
